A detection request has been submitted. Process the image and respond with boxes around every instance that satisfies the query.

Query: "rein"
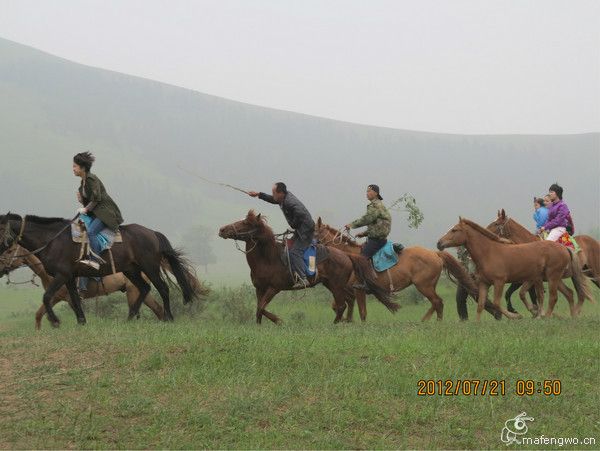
[1,214,79,260]
[231,223,259,255]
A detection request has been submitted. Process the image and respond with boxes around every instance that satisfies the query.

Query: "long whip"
[177,165,250,195]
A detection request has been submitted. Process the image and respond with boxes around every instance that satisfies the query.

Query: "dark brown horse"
[437,218,592,320]
[315,218,502,321]
[218,211,397,324]
[0,243,209,329]
[0,213,202,327]
[487,209,598,315]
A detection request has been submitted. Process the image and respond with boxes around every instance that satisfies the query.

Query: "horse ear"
[501,209,506,219]
[317,217,322,227]
[459,216,463,222]
[256,213,262,221]
[497,209,500,217]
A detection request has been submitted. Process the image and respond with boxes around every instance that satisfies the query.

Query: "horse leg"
[123,270,151,320]
[354,289,368,322]
[345,295,355,322]
[41,275,69,327]
[557,280,576,317]
[476,282,490,322]
[504,282,521,313]
[64,277,87,325]
[455,284,469,321]
[144,270,173,321]
[533,282,545,318]
[545,278,561,318]
[528,285,538,307]
[257,287,282,324]
[494,281,521,319]
[416,283,443,321]
[518,281,535,314]
[126,280,164,321]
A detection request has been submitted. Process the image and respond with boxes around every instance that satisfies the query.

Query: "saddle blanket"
[559,232,580,252]
[71,214,122,253]
[373,241,400,272]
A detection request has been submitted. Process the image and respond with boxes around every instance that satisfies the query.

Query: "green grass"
[0,280,598,449]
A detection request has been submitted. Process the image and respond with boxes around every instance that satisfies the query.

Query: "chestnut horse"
[0,244,208,329]
[315,218,502,322]
[219,211,397,324]
[487,209,598,315]
[437,218,592,320]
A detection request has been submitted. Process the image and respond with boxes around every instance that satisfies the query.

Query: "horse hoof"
[51,321,60,328]
[77,318,87,325]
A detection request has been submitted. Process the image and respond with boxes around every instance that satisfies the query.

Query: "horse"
[315,218,502,322]
[487,209,598,314]
[0,244,209,329]
[437,218,592,320]
[218,210,398,324]
[0,213,202,327]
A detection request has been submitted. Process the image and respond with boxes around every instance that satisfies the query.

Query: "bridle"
[316,226,356,246]
[0,214,79,260]
[494,216,512,239]
[229,222,259,254]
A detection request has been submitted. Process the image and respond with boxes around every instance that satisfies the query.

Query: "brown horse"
[0,244,209,329]
[218,211,397,324]
[487,209,598,314]
[0,213,202,327]
[315,218,501,322]
[437,218,592,320]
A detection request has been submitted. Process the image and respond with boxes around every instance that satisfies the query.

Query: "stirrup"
[78,259,100,270]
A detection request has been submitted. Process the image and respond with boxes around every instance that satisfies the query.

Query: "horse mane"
[25,215,69,225]
[1,213,68,225]
[462,218,511,244]
[506,216,535,237]
[246,210,277,247]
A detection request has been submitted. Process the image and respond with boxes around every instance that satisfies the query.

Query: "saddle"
[71,221,122,244]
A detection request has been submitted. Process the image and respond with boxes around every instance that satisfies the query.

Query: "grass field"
[0,278,598,449]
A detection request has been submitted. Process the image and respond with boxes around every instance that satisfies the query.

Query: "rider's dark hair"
[534,197,545,208]
[549,183,563,200]
[274,182,287,194]
[73,152,95,173]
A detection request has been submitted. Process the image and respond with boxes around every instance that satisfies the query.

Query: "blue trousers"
[86,217,106,256]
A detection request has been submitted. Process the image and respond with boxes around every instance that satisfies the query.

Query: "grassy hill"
[0,36,598,282]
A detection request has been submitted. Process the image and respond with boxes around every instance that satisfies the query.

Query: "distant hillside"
[1,37,598,281]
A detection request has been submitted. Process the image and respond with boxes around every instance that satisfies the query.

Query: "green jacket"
[350,198,391,239]
[79,173,123,231]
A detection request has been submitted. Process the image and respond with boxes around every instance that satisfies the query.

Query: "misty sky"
[1,0,598,134]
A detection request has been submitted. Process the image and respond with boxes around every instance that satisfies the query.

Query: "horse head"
[437,218,468,250]
[486,208,511,238]
[219,210,266,241]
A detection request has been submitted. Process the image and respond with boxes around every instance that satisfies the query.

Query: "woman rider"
[73,152,123,270]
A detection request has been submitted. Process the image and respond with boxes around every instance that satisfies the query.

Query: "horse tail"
[437,251,479,298]
[578,235,600,289]
[347,254,400,313]
[568,248,594,303]
[155,232,205,304]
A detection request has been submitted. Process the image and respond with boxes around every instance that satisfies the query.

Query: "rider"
[248,182,315,289]
[540,183,572,242]
[344,184,391,259]
[73,152,123,270]
[532,196,548,234]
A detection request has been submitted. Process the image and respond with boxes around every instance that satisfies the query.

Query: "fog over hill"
[1,37,598,281]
